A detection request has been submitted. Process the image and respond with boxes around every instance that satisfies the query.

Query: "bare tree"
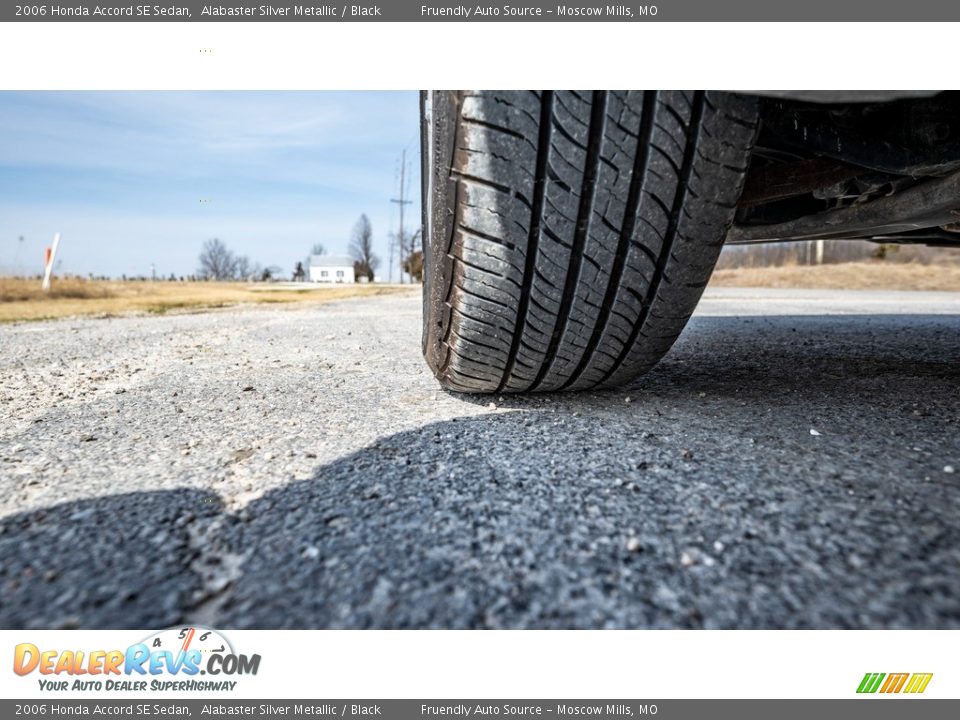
[261,265,282,282]
[198,238,236,280]
[349,214,379,282]
[234,255,255,280]
[390,226,421,282]
[403,249,424,282]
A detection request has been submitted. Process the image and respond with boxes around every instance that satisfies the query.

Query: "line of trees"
[197,212,424,284]
[197,238,265,281]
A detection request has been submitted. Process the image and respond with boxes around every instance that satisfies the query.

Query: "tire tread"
[423,90,758,393]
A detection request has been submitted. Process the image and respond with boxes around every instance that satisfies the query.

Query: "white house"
[307,255,355,283]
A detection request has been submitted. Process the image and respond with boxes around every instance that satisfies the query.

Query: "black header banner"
[4,1,960,22]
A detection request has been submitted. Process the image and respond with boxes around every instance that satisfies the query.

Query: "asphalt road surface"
[1,287,958,629]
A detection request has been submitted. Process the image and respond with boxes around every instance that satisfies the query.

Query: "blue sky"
[0,91,421,279]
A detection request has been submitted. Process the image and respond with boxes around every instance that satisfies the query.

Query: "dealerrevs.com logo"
[13,626,260,693]
[857,673,933,694]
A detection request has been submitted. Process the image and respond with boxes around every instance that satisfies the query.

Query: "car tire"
[421,90,758,393]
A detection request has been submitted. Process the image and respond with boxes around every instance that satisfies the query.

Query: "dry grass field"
[709,261,960,291]
[3,262,958,324]
[0,278,411,323]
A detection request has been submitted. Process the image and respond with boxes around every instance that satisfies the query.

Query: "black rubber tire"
[421,90,758,393]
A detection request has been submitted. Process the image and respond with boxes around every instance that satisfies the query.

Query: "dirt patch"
[709,262,960,292]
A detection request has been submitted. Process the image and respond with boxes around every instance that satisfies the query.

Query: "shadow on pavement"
[2,314,958,629]
[0,488,223,629]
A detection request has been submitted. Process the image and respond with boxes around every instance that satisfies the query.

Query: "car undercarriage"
[732,91,960,248]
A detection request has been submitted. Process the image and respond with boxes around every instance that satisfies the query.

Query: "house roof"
[308,255,354,267]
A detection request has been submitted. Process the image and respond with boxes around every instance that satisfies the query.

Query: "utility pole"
[14,235,24,275]
[390,149,412,284]
[387,235,394,283]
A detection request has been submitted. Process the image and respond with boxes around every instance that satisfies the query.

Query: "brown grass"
[0,278,413,323]
[709,261,960,292]
[5,262,954,323]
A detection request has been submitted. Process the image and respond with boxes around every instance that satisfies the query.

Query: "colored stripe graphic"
[857,672,933,694]
[904,673,934,694]
[857,673,885,693]
[880,673,909,693]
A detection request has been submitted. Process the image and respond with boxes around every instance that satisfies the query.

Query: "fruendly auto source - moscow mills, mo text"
[421,4,653,17]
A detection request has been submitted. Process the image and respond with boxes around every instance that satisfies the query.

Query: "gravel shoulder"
[1,287,958,629]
